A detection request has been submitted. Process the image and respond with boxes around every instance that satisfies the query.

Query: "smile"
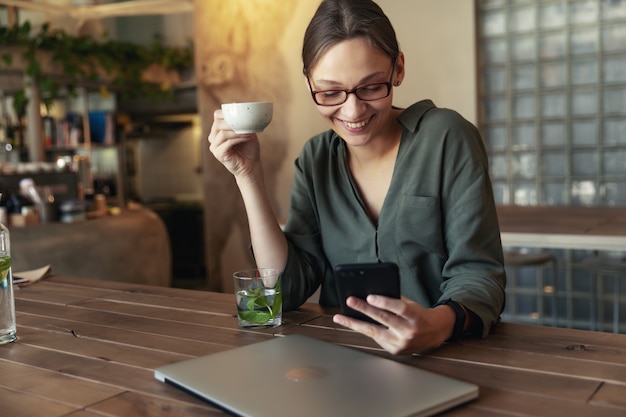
[341,117,371,129]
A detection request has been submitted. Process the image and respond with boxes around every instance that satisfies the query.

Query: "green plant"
[237,282,282,324]
[0,255,11,286]
[11,89,28,118]
[0,21,194,115]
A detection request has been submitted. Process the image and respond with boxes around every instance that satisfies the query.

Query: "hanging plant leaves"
[0,21,194,104]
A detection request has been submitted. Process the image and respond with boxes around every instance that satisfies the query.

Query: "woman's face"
[307,37,404,147]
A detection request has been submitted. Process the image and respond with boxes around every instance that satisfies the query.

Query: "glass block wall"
[478,0,626,206]
[476,0,626,332]
[502,248,625,332]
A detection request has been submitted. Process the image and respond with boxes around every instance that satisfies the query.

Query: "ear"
[394,52,406,86]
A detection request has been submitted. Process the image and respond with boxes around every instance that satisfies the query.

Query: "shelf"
[0,46,185,93]
[45,144,118,152]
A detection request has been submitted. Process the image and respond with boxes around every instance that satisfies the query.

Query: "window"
[477,0,626,332]
[478,0,626,207]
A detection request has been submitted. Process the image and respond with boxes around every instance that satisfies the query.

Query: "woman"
[208,0,506,354]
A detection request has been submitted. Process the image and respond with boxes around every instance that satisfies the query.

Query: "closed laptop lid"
[154,334,478,417]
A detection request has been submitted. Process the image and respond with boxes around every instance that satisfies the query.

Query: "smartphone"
[334,262,400,324]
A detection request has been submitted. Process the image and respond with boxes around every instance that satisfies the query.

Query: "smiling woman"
[207,0,506,356]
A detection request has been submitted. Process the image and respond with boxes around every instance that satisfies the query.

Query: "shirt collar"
[396,99,436,133]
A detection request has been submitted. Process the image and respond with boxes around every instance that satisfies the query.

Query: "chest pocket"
[393,195,446,262]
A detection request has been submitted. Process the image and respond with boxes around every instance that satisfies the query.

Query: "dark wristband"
[433,298,466,343]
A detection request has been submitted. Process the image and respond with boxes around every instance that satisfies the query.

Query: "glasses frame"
[307,59,397,106]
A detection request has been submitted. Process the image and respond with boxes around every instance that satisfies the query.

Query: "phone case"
[334,262,400,324]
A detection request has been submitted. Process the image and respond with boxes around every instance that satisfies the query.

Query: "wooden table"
[3,276,626,416]
[497,205,626,251]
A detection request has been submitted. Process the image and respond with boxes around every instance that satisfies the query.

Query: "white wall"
[381,0,477,121]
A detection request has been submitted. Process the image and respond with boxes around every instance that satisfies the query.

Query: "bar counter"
[2,276,626,416]
[9,208,172,287]
[497,205,626,251]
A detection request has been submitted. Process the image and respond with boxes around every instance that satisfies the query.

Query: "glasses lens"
[355,83,390,101]
[314,90,347,106]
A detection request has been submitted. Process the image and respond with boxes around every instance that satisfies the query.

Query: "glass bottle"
[0,202,16,344]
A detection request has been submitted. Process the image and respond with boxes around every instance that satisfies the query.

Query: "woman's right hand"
[208,109,261,179]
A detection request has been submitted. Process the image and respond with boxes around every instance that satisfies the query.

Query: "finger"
[209,134,236,157]
[209,119,233,142]
[333,313,408,355]
[208,128,227,155]
[345,296,399,325]
[209,122,255,151]
[366,294,418,319]
[332,313,388,339]
[349,296,422,336]
[214,108,224,120]
[209,110,224,136]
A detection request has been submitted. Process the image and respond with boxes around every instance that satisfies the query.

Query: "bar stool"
[580,254,626,334]
[503,250,558,326]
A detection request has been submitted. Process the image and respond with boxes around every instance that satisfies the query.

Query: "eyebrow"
[312,70,388,88]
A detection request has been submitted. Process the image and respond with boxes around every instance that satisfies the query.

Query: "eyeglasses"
[307,61,396,106]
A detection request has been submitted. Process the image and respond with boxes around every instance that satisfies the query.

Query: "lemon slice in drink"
[0,256,11,284]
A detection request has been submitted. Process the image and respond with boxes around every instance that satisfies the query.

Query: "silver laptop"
[154,334,478,417]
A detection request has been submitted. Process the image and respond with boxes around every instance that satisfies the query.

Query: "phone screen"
[334,262,400,324]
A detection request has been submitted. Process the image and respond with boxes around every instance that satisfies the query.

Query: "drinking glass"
[233,268,282,328]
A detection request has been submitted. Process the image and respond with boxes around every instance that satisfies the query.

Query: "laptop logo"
[285,367,329,382]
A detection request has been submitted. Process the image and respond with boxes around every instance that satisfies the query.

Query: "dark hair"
[302,0,400,76]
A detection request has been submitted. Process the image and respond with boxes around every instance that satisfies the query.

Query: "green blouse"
[281,100,506,337]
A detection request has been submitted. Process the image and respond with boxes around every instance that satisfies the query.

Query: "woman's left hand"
[332,295,457,355]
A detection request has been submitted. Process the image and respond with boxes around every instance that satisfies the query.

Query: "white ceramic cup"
[221,101,273,134]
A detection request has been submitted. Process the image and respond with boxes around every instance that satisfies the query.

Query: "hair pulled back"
[302,0,400,76]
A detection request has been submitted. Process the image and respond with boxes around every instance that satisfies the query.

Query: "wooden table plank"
[458,325,626,383]
[65,412,119,417]
[45,276,228,301]
[444,407,511,416]
[87,391,226,417]
[99,292,235,314]
[590,383,626,408]
[62,297,309,335]
[0,361,123,408]
[462,387,626,417]
[71,298,235,322]
[13,326,194,369]
[14,281,119,305]
[0,343,214,408]
[0,388,77,417]
[403,354,601,402]
[423,342,626,386]
[471,322,626,359]
[16,313,234,358]
[16,299,273,349]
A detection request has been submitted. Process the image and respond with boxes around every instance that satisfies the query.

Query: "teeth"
[344,119,368,129]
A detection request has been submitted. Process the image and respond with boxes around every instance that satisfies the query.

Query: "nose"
[341,92,366,119]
